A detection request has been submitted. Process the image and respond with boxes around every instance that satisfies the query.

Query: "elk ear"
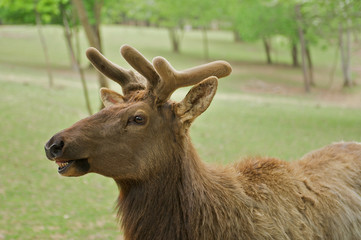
[175,76,218,124]
[100,88,125,107]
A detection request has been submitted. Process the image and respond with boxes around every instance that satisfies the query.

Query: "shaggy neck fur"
[114,134,361,240]
[115,133,256,240]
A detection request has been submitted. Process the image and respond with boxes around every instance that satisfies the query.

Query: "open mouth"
[55,158,90,176]
[56,160,75,174]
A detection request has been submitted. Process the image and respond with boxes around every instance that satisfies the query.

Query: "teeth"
[56,161,69,168]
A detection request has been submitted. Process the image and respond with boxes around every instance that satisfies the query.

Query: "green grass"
[0,25,360,239]
[193,94,361,163]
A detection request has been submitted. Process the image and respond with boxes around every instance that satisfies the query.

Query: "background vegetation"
[0,0,361,239]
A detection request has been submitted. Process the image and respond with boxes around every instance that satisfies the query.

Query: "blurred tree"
[291,0,361,88]
[103,0,187,53]
[35,1,54,88]
[72,0,108,109]
[152,0,188,53]
[102,0,225,56]
[105,0,157,26]
[0,0,93,112]
[187,0,221,60]
[295,3,311,92]
[225,0,298,65]
[106,0,196,53]
[72,0,102,49]
[102,0,135,24]
[291,40,299,67]
[0,0,35,24]
[60,0,92,114]
[306,0,361,87]
[0,0,58,87]
[224,0,318,91]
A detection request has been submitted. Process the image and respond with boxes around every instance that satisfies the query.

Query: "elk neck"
[114,131,255,240]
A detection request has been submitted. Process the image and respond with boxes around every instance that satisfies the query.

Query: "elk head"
[44,45,231,180]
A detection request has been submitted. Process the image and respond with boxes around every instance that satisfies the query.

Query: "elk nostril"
[49,140,64,158]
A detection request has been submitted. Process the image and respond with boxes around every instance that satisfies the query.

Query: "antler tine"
[120,45,159,89]
[86,47,146,95]
[152,57,232,101]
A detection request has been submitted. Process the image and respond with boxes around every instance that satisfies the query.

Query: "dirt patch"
[240,78,361,109]
[242,79,304,96]
[0,31,32,39]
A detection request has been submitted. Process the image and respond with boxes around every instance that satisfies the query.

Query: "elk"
[45,45,361,240]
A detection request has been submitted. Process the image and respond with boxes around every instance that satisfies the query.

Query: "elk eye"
[133,115,145,125]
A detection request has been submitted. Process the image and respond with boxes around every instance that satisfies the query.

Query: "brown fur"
[45,46,361,240]
[117,135,361,239]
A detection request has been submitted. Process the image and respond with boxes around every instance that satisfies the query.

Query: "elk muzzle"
[44,133,90,176]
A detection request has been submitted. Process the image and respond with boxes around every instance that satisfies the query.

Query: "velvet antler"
[86,45,232,101]
[86,47,147,95]
[120,45,160,89]
[152,57,232,102]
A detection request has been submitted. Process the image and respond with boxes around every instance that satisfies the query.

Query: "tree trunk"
[93,0,103,49]
[295,4,310,93]
[233,30,242,42]
[64,30,77,71]
[262,38,272,64]
[168,27,180,53]
[291,41,299,67]
[61,6,92,115]
[35,9,54,88]
[72,0,108,109]
[202,27,209,60]
[328,46,339,89]
[72,0,99,48]
[345,20,352,87]
[74,25,81,65]
[339,22,352,87]
[62,15,77,71]
[305,44,314,86]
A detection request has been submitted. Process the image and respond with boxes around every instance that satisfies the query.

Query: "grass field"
[0,25,361,239]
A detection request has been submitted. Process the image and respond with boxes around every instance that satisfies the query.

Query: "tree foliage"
[0,0,67,24]
[226,1,294,41]
[1,0,360,89]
